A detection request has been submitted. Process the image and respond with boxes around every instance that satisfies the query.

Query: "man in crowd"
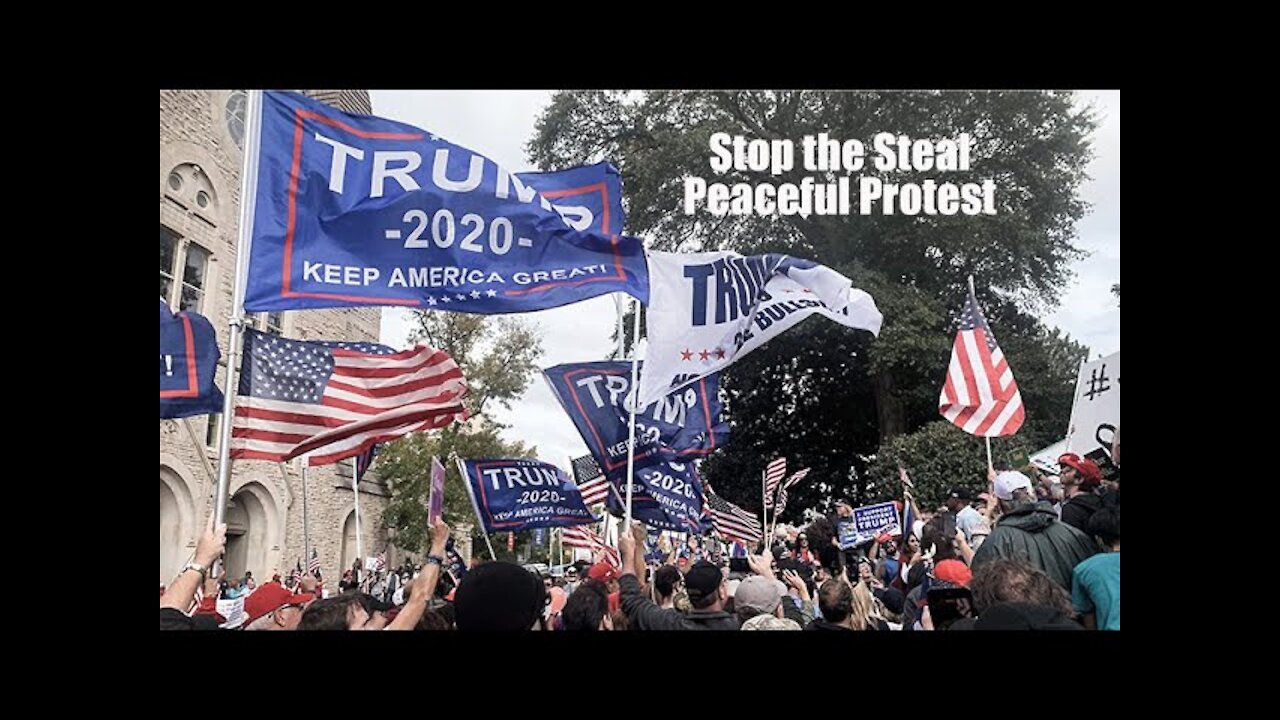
[160,513,227,631]
[970,471,1097,590]
[652,564,682,609]
[242,582,313,631]
[561,580,613,630]
[946,487,985,547]
[453,561,548,631]
[1058,453,1104,533]
[617,523,738,630]
[1072,506,1120,630]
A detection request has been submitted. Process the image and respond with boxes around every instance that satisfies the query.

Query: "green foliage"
[867,421,1036,510]
[378,311,543,553]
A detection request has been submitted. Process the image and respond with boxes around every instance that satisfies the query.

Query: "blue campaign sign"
[244,91,647,314]
[836,518,859,550]
[851,502,901,546]
[160,299,225,419]
[460,458,597,534]
[543,362,729,477]
[607,461,708,534]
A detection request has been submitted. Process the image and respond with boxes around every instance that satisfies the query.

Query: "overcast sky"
[371,90,1120,466]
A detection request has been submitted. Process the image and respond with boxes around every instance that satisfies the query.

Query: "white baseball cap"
[994,471,1034,500]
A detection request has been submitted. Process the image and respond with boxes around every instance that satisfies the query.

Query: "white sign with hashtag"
[1067,351,1120,466]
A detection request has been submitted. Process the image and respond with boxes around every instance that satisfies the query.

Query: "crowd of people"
[160,453,1119,631]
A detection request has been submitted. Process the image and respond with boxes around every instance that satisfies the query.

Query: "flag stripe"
[326,367,466,398]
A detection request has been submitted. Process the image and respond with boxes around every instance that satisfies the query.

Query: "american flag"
[775,468,810,516]
[705,486,762,545]
[570,454,610,506]
[229,329,468,466]
[375,549,387,572]
[763,457,787,508]
[938,285,1024,437]
[578,476,610,507]
[562,525,621,568]
[307,548,321,576]
[571,454,603,482]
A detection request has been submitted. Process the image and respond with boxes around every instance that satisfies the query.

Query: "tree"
[377,312,543,554]
[866,421,1037,511]
[1112,282,1120,306]
[530,91,1096,509]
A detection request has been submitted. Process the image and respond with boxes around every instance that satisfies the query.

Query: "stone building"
[160,90,405,587]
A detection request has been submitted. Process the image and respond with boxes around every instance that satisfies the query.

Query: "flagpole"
[761,468,769,552]
[967,275,997,474]
[1066,356,1087,453]
[614,294,626,360]
[352,462,363,572]
[456,456,498,560]
[624,297,642,526]
[212,89,263,553]
[298,458,311,576]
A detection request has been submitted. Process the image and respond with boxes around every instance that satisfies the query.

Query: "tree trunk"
[874,368,906,444]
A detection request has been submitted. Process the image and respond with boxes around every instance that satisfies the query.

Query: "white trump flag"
[636,250,883,407]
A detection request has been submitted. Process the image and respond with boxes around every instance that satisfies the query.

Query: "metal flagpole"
[624,297,642,526]
[966,274,996,473]
[456,456,498,560]
[352,462,363,570]
[761,467,769,552]
[1066,356,1087,454]
[212,89,263,569]
[614,294,626,359]
[299,458,311,575]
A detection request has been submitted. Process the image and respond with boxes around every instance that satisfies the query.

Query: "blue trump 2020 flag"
[607,461,709,534]
[244,91,647,314]
[458,458,597,534]
[160,299,224,419]
[543,362,729,478]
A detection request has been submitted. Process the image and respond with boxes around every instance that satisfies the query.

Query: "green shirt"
[1072,552,1120,630]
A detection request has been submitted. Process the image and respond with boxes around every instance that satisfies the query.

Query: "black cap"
[873,587,906,615]
[683,561,723,603]
[948,486,974,501]
[454,562,546,631]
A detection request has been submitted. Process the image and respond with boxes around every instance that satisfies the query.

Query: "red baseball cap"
[933,559,973,587]
[243,582,313,625]
[1057,453,1102,488]
[589,561,620,583]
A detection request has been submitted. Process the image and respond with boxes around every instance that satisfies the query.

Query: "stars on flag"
[679,348,726,363]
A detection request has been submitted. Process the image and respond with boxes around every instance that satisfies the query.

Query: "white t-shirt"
[956,506,984,542]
